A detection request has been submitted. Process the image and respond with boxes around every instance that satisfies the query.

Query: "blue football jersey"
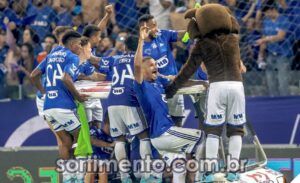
[134,77,174,138]
[43,47,80,110]
[108,53,139,107]
[78,61,95,76]
[143,29,178,76]
[90,126,114,160]
[98,56,115,81]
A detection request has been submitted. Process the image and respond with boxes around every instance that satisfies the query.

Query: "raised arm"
[98,5,113,32]
[166,44,203,98]
[134,24,149,84]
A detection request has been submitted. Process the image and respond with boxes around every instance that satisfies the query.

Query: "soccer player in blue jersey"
[80,5,113,124]
[39,31,87,182]
[134,25,207,183]
[107,36,157,183]
[30,26,73,150]
[138,14,186,127]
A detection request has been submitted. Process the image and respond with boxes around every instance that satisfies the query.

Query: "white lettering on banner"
[156,55,169,68]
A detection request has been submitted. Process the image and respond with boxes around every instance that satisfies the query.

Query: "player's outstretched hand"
[77,93,89,102]
[165,84,178,99]
[105,4,113,15]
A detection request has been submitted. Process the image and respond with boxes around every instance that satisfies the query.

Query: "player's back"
[44,47,80,110]
[196,34,242,83]
[108,53,139,107]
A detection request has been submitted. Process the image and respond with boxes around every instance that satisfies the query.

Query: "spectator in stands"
[0,0,18,30]
[0,28,9,99]
[22,27,43,56]
[12,42,36,98]
[30,0,57,40]
[36,34,57,63]
[72,11,85,34]
[108,30,127,56]
[108,0,139,33]
[256,2,293,96]
[56,0,78,26]
[96,37,114,57]
[10,0,38,27]
[144,0,174,29]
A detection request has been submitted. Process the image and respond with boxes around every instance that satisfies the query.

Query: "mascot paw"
[165,85,177,99]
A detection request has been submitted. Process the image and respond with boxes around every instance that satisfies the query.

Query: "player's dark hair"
[138,14,154,26]
[82,25,101,38]
[53,26,72,41]
[62,31,82,46]
[80,36,90,46]
[125,35,138,51]
[44,34,57,43]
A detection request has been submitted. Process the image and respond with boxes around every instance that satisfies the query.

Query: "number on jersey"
[112,64,134,86]
[46,64,63,87]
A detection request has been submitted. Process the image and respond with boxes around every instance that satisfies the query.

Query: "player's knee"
[226,125,245,137]
[204,125,223,137]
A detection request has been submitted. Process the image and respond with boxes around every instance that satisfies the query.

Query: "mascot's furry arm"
[165,44,203,99]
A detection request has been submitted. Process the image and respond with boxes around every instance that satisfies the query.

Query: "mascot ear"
[185,8,197,19]
[187,20,201,39]
[230,16,240,34]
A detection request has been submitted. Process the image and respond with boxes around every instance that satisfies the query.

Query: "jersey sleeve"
[157,76,171,88]
[162,29,178,42]
[81,62,95,76]
[64,55,80,81]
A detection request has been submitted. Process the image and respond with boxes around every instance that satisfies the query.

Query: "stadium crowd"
[0,0,299,99]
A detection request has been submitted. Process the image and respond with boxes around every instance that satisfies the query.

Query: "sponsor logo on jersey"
[48,90,58,99]
[102,59,109,66]
[112,87,125,95]
[156,55,169,68]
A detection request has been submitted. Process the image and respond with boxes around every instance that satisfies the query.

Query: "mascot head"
[184,4,239,39]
